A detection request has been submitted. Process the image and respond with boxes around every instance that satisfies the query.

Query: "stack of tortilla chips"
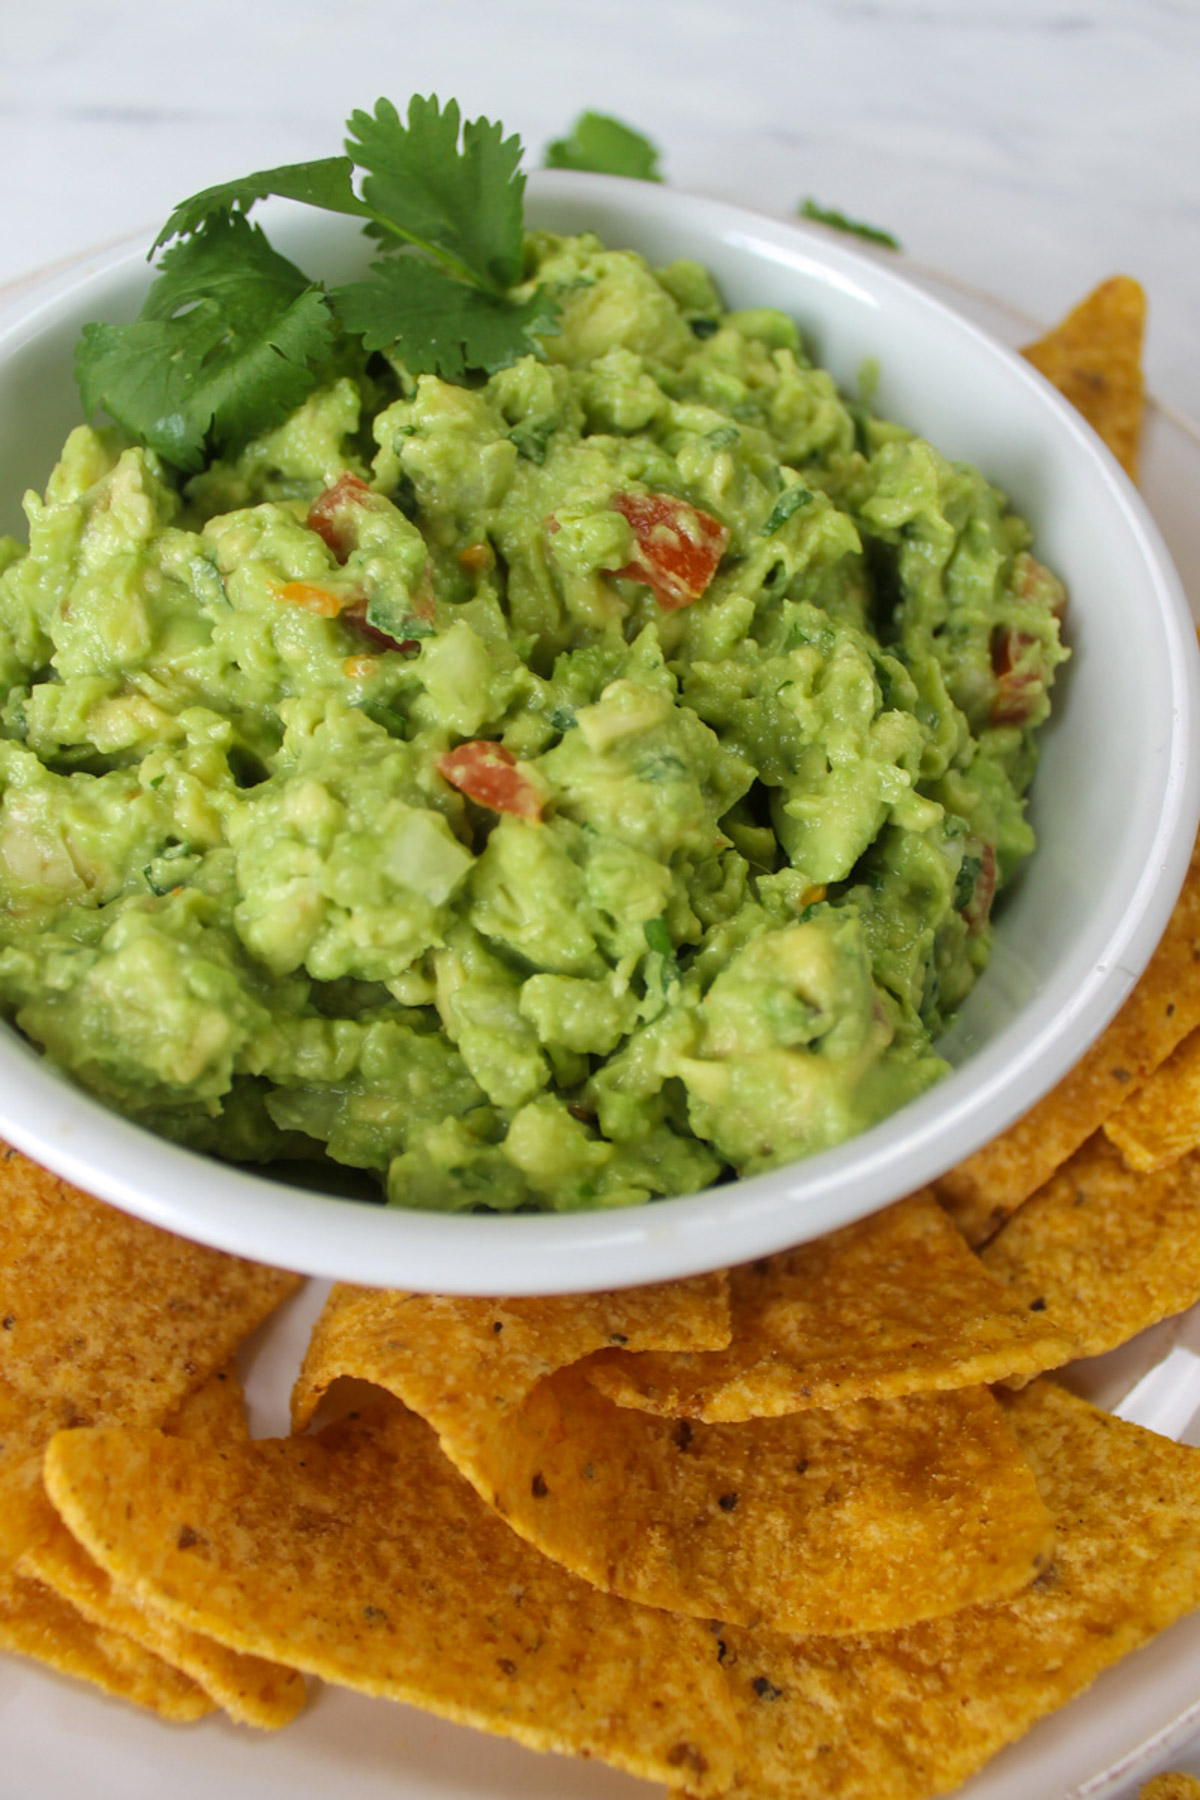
[10,277,1200,1799]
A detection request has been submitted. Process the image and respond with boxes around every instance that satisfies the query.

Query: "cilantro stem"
[359,206,508,299]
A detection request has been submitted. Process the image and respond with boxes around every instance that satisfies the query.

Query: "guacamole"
[0,230,1066,1211]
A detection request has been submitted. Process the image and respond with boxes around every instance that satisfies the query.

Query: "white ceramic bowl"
[0,172,1196,1292]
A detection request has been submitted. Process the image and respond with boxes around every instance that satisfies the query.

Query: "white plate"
[6,263,1200,1800]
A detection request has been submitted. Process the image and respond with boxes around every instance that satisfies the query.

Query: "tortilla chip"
[44,1396,740,1793]
[1021,275,1146,479]
[293,1285,1052,1634]
[0,1379,54,1572]
[1141,1777,1200,1800]
[291,1275,731,1455]
[712,1382,1200,1799]
[26,1369,306,1729]
[0,1142,301,1579]
[0,1569,212,1721]
[0,1143,302,1435]
[1105,1026,1200,1171]
[980,1132,1200,1361]
[936,834,1200,1244]
[583,1192,1076,1421]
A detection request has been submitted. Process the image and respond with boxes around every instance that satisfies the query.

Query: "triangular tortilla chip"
[292,1283,1053,1635]
[583,1191,1075,1421]
[0,1143,301,1577]
[24,1369,306,1728]
[981,1131,1200,1361]
[0,1569,212,1721]
[1022,275,1146,479]
[0,1144,302,1437]
[937,833,1200,1243]
[1105,1026,1200,1172]
[714,1382,1200,1798]
[44,1396,740,1794]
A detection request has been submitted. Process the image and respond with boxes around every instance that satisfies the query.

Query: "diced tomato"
[990,626,1045,725]
[435,742,543,820]
[609,492,729,610]
[306,473,374,562]
[1014,551,1068,619]
[961,841,997,935]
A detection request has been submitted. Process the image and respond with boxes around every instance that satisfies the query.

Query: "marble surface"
[1,0,1199,421]
[1,3,1199,1795]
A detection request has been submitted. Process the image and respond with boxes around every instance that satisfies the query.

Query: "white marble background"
[1,1,1200,1793]
[1,0,1198,418]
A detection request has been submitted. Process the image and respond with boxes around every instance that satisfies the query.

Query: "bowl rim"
[0,170,1196,1292]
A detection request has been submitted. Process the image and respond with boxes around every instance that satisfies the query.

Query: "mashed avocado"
[0,230,1067,1211]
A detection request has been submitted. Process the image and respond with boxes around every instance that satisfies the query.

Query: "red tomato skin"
[609,492,729,610]
[990,627,1044,725]
[306,473,373,562]
[435,742,543,820]
[962,841,997,934]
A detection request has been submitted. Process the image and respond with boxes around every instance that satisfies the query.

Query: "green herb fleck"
[543,111,663,183]
[954,853,983,912]
[798,199,901,251]
[762,486,814,535]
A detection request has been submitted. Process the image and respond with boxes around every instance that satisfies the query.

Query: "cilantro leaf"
[154,157,368,250]
[544,112,663,183]
[333,256,558,382]
[798,199,901,251]
[75,94,559,464]
[347,95,526,292]
[76,212,335,472]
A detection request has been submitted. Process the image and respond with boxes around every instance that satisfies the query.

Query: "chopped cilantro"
[798,199,901,251]
[543,111,663,183]
[643,917,681,995]
[644,918,674,959]
[762,486,814,535]
[954,853,983,912]
[76,95,562,469]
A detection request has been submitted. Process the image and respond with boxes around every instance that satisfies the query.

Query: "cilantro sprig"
[75,96,561,473]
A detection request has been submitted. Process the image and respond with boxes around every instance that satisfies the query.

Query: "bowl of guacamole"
[0,165,1194,1291]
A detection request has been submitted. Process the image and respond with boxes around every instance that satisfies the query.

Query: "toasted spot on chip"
[28,1369,306,1729]
[712,1383,1200,1798]
[1021,275,1146,480]
[43,1398,740,1792]
[584,1192,1076,1421]
[0,1569,212,1720]
[981,1133,1200,1362]
[1105,1026,1200,1171]
[936,836,1200,1243]
[293,1286,1052,1635]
